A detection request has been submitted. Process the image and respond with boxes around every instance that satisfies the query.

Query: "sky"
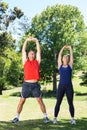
[3,0,87,25]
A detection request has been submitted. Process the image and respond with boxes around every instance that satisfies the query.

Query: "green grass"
[0,118,87,130]
[0,76,87,130]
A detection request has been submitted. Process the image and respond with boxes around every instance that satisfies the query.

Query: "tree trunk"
[53,71,57,92]
[53,51,57,92]
[0,85,3,95]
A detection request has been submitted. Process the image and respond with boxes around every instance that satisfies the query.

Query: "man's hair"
[29,49,36,53]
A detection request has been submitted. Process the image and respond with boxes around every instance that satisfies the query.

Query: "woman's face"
[62,55,69,65]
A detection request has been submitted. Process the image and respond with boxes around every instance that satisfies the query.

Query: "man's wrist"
[34,38,39,43]
[25,39,29,42]
[36,39,38,42]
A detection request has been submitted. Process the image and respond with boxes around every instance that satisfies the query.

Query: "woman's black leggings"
[54,84,75,117]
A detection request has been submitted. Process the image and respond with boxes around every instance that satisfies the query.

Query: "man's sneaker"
[12,117,19,123]
[53,118,58,124]
[70,119,76,125]
[44,117,50,123]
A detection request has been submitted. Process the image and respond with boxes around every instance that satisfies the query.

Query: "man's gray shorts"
[21,82,42,98]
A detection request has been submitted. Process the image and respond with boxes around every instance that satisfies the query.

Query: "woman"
[53,45,76,124]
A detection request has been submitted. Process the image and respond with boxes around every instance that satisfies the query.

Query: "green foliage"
[0,32,15,55]
[0,1,24,94]
[13,7,24,19]
[6,60,19,86]
[6,57,22,86]
[0,48,23,92]
[80,71,87,86]
[0,1,8,13]
[3,48,23,87]
[76,31,87,86]
[0,32,16,93]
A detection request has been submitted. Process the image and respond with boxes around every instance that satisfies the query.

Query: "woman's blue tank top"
[59,65,72,85]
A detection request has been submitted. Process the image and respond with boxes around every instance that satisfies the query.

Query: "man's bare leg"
[12,97,26,123]
[36,97,50,123]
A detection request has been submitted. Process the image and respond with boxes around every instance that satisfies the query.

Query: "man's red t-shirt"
[24,59,40,81]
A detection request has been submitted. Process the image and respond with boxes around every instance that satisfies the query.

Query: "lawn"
[0,76,87,130]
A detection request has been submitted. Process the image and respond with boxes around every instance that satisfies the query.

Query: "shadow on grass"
[75,92,87,96]
[0,118,87,130]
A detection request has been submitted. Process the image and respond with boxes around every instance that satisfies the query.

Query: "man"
[53,45,76,124]
[12,36,49,123]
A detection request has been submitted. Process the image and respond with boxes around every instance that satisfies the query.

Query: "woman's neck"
[62,63,68,67]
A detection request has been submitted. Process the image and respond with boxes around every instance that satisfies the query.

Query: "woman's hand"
[65,45,71,50]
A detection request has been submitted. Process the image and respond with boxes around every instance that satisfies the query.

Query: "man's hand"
[27,37,38,43]
[26,37,33,42]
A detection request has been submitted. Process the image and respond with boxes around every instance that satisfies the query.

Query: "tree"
[0,1,24,94]
[20,4,85,91]
[5,50,23,87]
[0,33,15,94]
[0,57,5,95]
[79,31,87,86]
[0,1,24,31]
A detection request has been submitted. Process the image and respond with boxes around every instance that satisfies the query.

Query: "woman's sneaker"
[53,118,58,124]
[70,119,76,124]
[12,117,19,123]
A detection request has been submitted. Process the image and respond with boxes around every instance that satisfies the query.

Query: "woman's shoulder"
[58,64,62,70]
[68,64,72,70]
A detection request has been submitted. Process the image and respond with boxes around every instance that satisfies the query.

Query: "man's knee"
[36,98,44,106]
[37,97,42,102]
[19,98,26,105]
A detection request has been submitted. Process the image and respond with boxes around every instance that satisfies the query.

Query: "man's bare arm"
[30,37,41,64]
[22,38,31,65]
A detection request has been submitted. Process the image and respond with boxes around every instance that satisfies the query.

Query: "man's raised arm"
[31,37,41,64]
[22,38,31,65]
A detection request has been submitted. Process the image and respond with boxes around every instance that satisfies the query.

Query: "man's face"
[28,50,35,60]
